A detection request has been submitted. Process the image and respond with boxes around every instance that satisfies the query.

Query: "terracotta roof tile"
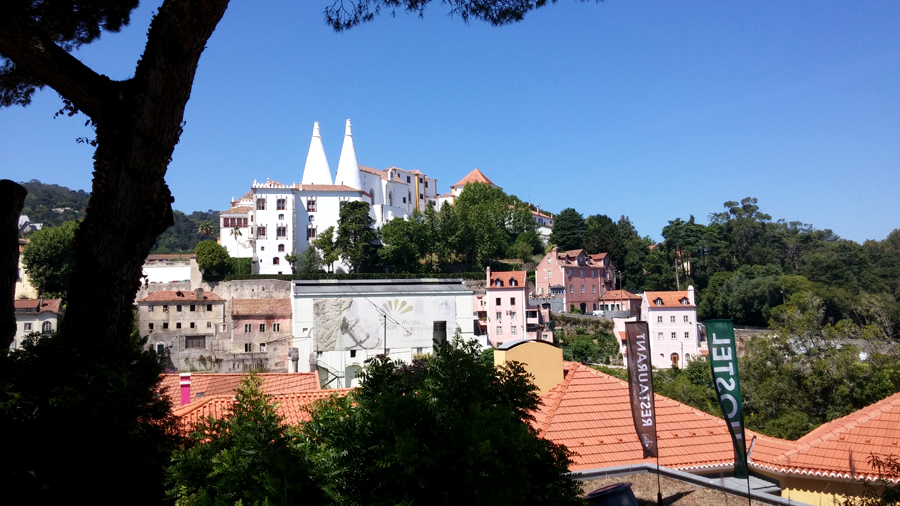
[644,291,694,308]
[359,165,406,184]
[535,363,761,472]
[173,389,352,431]
[298,184,365,192]
[487,270,527,289]
[451,168,497,188]
[14,298,62,314]
[139,290,224,302]
[160,373,322,405]
[232,298,292,316]
[599,290,641,301]
[221,206,252,214]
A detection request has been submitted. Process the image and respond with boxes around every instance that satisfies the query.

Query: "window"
[407,176,411,183]
[206,322,211,328]
[261,246,265,251]
[207,304,212,311]
[416,347,423,354]
[681,299,688,305]
[278,214,284,220]
[245,343,252,352]
[511,326,517,335]
[510,297,515,305]
[419,194,423,200]
[278,244,285,252]
[307,227,317,239]
[580,269,583,277]
[176,305,182,312]
[350,349,357,358]
[496,327,502,335]
[188,322,194,329]
[273,323,280,332]
[657,316,663,323]
[163,323,169,330]
[148,305,154,312]
[510,312,517,320]
[385,348,391,354]
[259,324,266,332]
[190,304,196,312]
[658,332,663,340]
[592,285,596,294]
[185,336,206,349]
[670,316,676,323]
[256,198,266,210]
[510,278,518,287]
[495,298,501,305]
[307,198,317,212]
[148,323,153,330]
[402,197,407,204]
[684,332,690,340]
[496,312,502,320]
[244,324,252,333]
[163,305,168,312]
[309,215,314,221]
[176,323,182,329]
[273,257,280,265]
[581,285,585,293]
[684,315,689,322]
[569,285,574,293]
[494,279,502,287]
[547,258,551,264]
[257,226,266,238]
[568,269,572,278]
[425,181,429,188]
[655,299,663,306]
[671,332,677,340]
[259,343,267,352]
[277,198,286,210]
[388,192,393,206]
[546,269,551,279]
[277,226,287,238]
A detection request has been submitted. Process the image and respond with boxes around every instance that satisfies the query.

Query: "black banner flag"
[625,321,658,458]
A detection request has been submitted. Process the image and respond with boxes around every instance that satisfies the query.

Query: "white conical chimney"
[301,122,333,185]
[335,119,362,190]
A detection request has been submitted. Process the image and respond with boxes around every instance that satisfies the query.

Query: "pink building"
[534,247,616,314]
[232,298,293,369]
[598,289,642,317]
[483,268,549,347]
[639,287,699,369]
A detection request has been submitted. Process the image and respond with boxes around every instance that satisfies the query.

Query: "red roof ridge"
[538,362,582,436]
[451,168,497,188]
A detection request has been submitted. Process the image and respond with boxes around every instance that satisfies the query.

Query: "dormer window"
[655,298,663,306]
[681,298,688,305]
[509,277,518,287]
[494,279,503,287]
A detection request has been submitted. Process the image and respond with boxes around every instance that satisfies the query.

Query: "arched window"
[670,353,680,368]
[494,279,503,287]
[273,257,280,265]
[509,278,517,286]
[278,244,285,252]
[42,321,52,333]
[388,191,393,206]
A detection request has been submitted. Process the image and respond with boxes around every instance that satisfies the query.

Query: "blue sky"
[1,0,898,243]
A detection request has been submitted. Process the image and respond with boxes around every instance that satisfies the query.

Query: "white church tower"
[335,119,362,190]
[301,122,333,185]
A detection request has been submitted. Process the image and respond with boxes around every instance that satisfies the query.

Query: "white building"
[219,120,440,274]
[291,279,476,389]
[639,286,700,369]
[11,298,62,349]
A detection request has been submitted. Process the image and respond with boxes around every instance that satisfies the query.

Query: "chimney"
[289,347,299,373]
[485,266,491,284]
[196,287,204,301]
[179,372,191,406]
[688,285,695,305]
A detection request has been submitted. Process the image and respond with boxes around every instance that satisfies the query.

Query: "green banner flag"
[706,319,748,478]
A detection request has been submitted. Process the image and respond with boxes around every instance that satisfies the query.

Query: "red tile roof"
[359,165,407,184]
[297,184,365,193]
[751,392,900,482]
[232,298,292,316]
[239,190,254,201]
[160,373,322,405]
[644,291,694,308]
[599,290,641,301]
[451,168,498,188]
[488,270,527,289]
[14,298,62,314]
[221,206,252,214]
[535,363,762,472]
[139,290,224,302]
[173,389,352,431]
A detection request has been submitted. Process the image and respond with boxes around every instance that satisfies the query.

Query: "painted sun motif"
[382,299,414,317]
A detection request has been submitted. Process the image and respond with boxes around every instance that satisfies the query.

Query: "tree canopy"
[194,240,230,278]
[21,219,78,297]
[549,207,585,251]
[335,201,377,272]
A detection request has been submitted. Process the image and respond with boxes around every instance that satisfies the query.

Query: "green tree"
[379,216,421,271]
[312,226,339,273]
[284,251,300,274]
[21,220,78,297]
[549,208,584,251]
[166,373,324,505]
[303,333,580,506]
[194,240,230,278]
[296,247,323,274]
[583,214,617,255]
[335,201,377,273]
[453,182,511,267]
[196,220,214,239]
